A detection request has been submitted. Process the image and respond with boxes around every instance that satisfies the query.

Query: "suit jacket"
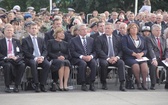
[147,34,168,60]
[44,29,54,45]
[90,32,101,40]
[0,38,23,61]
[47,39,69,60]
[69,36,96,64]
[95,34,122,60]
[22,35,48,60]
[122,35,147,60]
[127,20,140,27]
[145,21,155,28]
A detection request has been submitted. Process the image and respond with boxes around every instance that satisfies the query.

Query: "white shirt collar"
[79,35,86,39]
[29,33,37,39]
[5,37,12,41]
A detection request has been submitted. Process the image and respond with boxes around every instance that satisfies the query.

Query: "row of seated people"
[0,21,168,93]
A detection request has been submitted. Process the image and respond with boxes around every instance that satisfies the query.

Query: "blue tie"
[82,37,87,55]
[32,37,40,57]
[108,37,114,57]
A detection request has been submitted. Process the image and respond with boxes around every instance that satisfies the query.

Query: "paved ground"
[0,82,168,105]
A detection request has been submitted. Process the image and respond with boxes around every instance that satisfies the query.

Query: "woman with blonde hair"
[47,27,71,91]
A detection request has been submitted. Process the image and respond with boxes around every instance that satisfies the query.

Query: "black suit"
[44,30,54,45]
[147,34,168,85]
[22,35,50,85]
[90,32,101,40]
[0,38,25,86]
[69,36,97,84]
[95,34,125,84]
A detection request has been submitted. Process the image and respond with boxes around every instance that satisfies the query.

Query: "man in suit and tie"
[95,22,126,91]
[0,24,25,93]
[44,16,72,43]
[90,21,105,40]
[118,22,127,38]
[127,12,140,27]
[145,13,156,28]
[147,24,168,90]
[22,22,50,92]
[44,17,62,44]
[108,12,118,24]
[69,24,97,91]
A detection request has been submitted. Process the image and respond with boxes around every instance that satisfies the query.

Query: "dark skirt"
[125,59,146,67]
[50,59,71,72]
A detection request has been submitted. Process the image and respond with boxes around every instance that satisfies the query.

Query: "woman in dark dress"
[122,23,149,90]
[48,27,70,91]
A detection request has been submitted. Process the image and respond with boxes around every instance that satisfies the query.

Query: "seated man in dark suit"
[147,24,168,90]
[69,24,97,91]
[22,22,50,92]
[0,24,25,93]
[90,21,105,40]
[95,22,126,91]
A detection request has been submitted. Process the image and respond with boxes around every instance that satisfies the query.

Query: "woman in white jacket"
[139,0,151,13]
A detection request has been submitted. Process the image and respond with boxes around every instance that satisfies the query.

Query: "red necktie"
[8,39,12,54]
[157,38,162,59]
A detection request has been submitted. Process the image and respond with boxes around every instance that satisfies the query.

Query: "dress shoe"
[5,87,12,93]
[137,84,142,90]
[13,87,19,93]
[59,87,64,91]
[119,82,126,91]
[81,84,88,91]
[40,85,47,92]
[64,88,69,91]
[102,83,108,90]
[165,83,168,89]
[35,84,40,92]
[50,82,57,92]
[150,84,155,90]
[142,85,148,90]
[89,83,96,91]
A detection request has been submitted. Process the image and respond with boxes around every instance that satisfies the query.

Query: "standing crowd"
[0,2,168,93]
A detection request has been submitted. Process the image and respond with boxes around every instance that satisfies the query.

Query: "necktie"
[82,37,87,55]
[108,37,114,57]
[8,40,12,54]
[157,37,162,59]
[32,37,40,57]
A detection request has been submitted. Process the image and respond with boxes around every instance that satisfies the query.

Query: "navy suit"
[69,36,97,84]
[95,34,125,83]
[122,35,147,66]
[0,38,25,86]
[22,35,50,85]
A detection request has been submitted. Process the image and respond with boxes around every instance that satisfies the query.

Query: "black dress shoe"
[81,84,88,91]
[165,83,168,89]
[102,83,108,90]
[50,82,57,92]
[13,87,19,93]
[59,87,64,91]
[64,88,69,91]
[150,84,155,90]
[35,84,40,92]
[40,85,47,92]
[89,83,96,91]
[120,85,126,91]
[5,87,11,93]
